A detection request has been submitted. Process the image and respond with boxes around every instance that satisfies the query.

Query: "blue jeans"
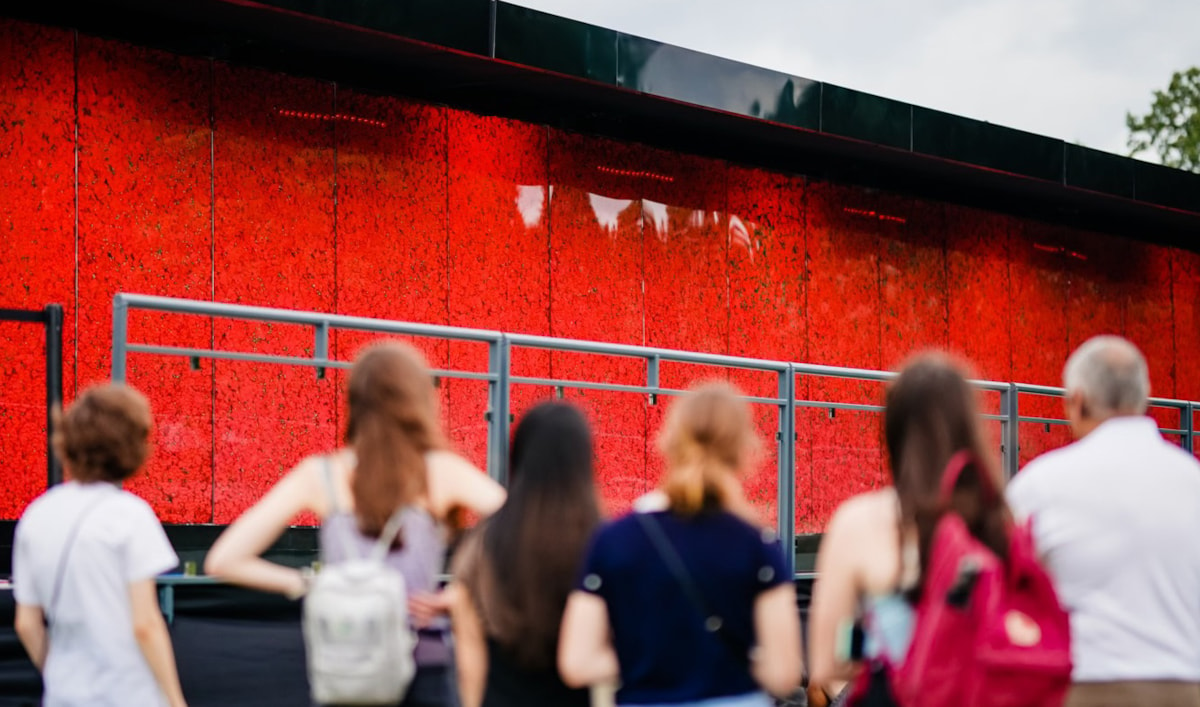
[623,692,773,707]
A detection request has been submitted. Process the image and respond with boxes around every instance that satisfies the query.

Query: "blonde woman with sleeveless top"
[206,342,506,706]
[559,382,804,707]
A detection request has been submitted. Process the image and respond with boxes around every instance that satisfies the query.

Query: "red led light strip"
[596,165,675,182]
[275,108,387,128]
[1033,243,1088,260]
[842,207,907,224]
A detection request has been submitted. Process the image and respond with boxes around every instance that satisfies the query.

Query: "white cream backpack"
[303,460,418,704]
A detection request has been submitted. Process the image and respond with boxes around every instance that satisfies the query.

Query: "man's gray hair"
[1062,336,1150,416]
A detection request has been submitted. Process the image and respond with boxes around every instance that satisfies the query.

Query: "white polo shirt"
[13,481,178,706]
[1007,416,1200,683]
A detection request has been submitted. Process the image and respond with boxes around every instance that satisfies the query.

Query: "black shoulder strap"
[635,512,751,668]
[47,494,110,624]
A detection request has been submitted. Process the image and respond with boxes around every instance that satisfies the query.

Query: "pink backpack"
[852,451,1072,707]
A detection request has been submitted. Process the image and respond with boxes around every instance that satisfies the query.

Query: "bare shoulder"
[426,449,484,479]
[425,449,505,517]
[290,453,331,488]
[273,453,336,512]
[828,488,897,532]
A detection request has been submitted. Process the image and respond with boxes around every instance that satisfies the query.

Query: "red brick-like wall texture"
[2,19,1197,527]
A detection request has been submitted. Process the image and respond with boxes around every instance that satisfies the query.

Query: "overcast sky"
[513,0,1200,157]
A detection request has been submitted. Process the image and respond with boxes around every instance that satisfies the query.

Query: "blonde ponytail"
[658,382,758,516]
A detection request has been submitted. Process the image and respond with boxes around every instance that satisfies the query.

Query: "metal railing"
[112,293,1200,577]
[2,304,65,486]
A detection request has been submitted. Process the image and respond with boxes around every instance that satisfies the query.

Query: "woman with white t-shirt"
[13,383,187,707]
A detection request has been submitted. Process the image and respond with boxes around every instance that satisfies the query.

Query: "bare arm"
[808,504,863,688]
[752,583,804,696]
[204,460,321,597]
[446,583,487,707]
[558,591,620,688]
[427,451,506,521]
[14,604,47,670]
[129,579,187,707]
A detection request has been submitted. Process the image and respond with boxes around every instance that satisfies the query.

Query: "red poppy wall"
[2,18,1197,530]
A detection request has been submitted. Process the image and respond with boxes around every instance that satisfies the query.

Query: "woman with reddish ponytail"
[207,342,506,706]
[559,382,803,707]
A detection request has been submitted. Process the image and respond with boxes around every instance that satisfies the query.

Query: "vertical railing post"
[44,304,64,487]
[1183,403,1195,455]
[112,294,129,383]
[646,355,660,407]
[777,365,797,577]
[1001,384,1019,480]
[486,336,512,486]
[314,321,329,380]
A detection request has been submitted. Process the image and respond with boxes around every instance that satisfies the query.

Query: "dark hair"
[884,353,1009,600]
[658,382,759,515]
[53,383,153,483]
[345,342,445,537]
[471,402,601,670]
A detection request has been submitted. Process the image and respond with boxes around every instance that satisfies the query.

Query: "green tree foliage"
[1126,67,1200,172]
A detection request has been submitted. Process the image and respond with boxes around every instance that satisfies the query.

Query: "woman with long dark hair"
[807,353,1010,701]
[206,342,506,707]
[447,402,602,707]
[559,382,804,707]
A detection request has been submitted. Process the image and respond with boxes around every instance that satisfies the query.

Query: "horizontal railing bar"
[428,369,497,383]
[509,333,791,372]
[125,345,496,382]
[969,379,1015,392]
[507,375,786,406]
[119,295,1200,410]
[0,308,47,324]
[117,294,502,343]
[157,575,221,586]
[1014,383,1064,396]
[1017,416,1069,426]
[1011,383,1194,410]
[980,413,1007,421]
[1158,428,1188,435]
[127,344,351,370]
[1148,397,1192,409]
[795,400,885,413]
[791,367,1007,393]
[793,363,895,383]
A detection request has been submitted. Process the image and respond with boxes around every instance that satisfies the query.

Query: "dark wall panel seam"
[209,56,217,524]
[941,207,950,350]
[72,29,79,398]
[1169,249,1178,398]
[724,161,732,360]
[332,82,340,445]
[544,126,552,382]
[1006,221,1015,385]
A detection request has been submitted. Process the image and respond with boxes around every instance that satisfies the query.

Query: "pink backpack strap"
[938,450,999,506]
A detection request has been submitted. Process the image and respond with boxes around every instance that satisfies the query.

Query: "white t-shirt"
[1007,416,1200,683]
[12,481,178,707]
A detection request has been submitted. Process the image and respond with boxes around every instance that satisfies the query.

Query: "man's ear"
[1063,391,1086,421]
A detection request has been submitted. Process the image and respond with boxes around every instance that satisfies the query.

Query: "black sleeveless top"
[481,638,589,707]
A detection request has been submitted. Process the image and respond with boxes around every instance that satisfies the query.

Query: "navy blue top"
[577,510,789,705]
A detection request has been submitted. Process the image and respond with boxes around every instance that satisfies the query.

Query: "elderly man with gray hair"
[1007,336,1200,707]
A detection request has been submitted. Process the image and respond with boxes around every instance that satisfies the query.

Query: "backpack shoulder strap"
[939,450,998,505]
[321,455,344,514]
[48,492,112,623]
[321,456,362,561]
[368,509,408,565]
[635,512,750,667]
